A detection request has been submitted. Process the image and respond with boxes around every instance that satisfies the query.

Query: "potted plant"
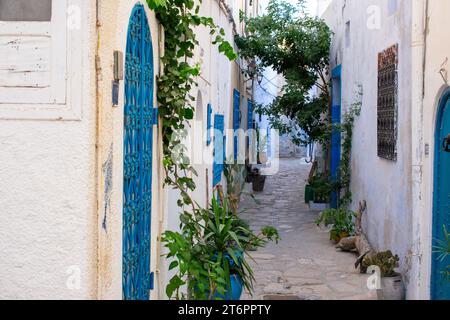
[315,208,356,243]
[308,173,331,211]
[162,197,279,300]
[256,126,268,165]
[252,172,266,192]
[362,250,405,300]
[245,165,266,192]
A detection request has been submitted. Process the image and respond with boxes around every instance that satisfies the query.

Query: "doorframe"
[431,86,450,299]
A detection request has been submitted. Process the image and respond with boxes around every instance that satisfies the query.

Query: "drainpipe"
[410,0,427,300]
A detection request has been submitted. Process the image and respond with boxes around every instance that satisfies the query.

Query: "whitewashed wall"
[323,0,414,296]
[0,0,97,299]
[411,0,450,300]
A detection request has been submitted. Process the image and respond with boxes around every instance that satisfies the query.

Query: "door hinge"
[152,108,159,126]
[149,272,155,291]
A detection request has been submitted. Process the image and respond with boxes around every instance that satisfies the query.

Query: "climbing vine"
[147,0,236,206]
[337,85,362,208]
[146,0,238,299]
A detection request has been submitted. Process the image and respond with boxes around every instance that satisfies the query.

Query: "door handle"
[443,134,450,152]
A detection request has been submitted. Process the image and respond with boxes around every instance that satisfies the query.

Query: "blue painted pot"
[207,250,244,300]
[211,274,244,300]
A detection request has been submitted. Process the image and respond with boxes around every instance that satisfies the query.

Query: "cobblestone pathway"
[240,159,377,300]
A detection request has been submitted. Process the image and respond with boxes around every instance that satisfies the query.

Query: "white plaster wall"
[323,0,414,294]
[0,1,97,299]
[413,0,450,300]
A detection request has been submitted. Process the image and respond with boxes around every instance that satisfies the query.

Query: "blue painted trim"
[207,103,212,145]
[431,86,450,299]
[213,114,225,186]
[233,89,240,161]
[332,65,342,78]
[330,65,342,209]
[247,100,254,131]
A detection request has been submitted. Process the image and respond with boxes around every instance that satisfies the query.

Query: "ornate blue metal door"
[123,4,155,301]
[432,89,450,300]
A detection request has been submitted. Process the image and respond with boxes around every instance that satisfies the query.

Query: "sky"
[284,0,321,17]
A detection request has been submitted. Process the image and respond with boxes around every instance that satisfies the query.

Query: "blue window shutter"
[233,89,240,161]
[247,100,253,130]
[207,104,212,145]
[213,114,225,186]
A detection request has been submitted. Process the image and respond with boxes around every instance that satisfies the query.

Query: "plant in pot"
[315,208,356,243]
[362,250,404,300]
[162,197,279,300]
[308,173,332,210]
[224,161,259,214]
[256,126,268,165]
[251,169,266,192]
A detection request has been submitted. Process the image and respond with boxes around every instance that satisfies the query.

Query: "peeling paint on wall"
[102,144,113,232]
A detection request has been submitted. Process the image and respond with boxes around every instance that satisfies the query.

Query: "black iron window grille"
[377,44,398,161]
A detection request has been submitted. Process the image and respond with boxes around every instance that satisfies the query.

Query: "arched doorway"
[122,3,154,300]
[432,88,450,300]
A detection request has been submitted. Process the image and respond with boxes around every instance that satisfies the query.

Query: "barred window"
[377,44,398,161]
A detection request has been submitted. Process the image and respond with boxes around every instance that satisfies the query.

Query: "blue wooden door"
[233,89,240,161]
[122,4,155,300]
[432,90,450,300]
[330,66,342,209]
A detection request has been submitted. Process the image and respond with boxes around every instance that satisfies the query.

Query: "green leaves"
[218,41,238,61]
[161,196,280,300]
[235,0,332,146]
[166,275,185,299]
[147,0,167,9]
[149,0,239,219]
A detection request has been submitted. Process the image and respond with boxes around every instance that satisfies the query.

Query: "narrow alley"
[240,159,377,300]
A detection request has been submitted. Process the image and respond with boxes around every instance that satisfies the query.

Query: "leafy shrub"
[162,197,280,300]
[362,250,400,277]
[315,208,356,242]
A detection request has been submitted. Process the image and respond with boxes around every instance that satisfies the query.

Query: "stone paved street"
[240,159,377,300]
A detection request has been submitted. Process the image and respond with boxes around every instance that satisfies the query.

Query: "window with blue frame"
[213,114,225,187]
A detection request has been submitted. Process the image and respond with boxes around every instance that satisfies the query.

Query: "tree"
[235,0,332,145]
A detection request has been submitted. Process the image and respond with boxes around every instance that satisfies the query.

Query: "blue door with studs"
[432,89,450,300]
[122,4,156,300]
